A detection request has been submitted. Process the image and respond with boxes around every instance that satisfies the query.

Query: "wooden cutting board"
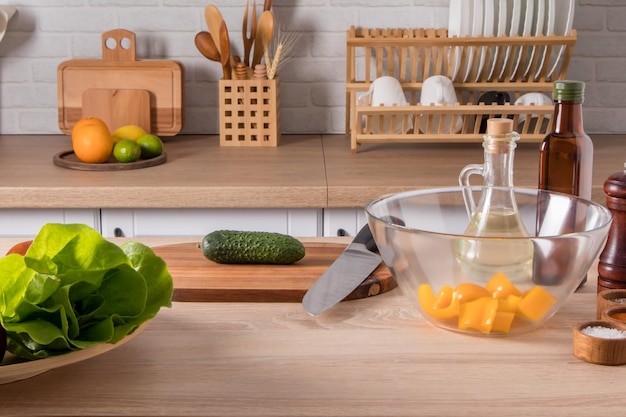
[57,29,183,136]
[151,242,397,303]
[82,88,151,133]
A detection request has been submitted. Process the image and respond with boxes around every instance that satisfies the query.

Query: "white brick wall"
[0,0,622,135]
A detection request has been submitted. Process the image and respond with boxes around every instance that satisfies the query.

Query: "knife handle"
[354,216,405,253]
[353,224,377,252]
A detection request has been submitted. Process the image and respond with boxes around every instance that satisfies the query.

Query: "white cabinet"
[0,209,100,237]
[322,208,367,237]
[0,208,367,239]
[100,208,323,238]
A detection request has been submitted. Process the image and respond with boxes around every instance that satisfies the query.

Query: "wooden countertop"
[0,134,327,209]
[0,236,623,416]
[0,134,623,208]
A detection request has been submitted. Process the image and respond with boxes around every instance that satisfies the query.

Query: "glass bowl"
[365,187,612,336]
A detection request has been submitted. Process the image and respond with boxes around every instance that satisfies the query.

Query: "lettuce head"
[0,223,173,360]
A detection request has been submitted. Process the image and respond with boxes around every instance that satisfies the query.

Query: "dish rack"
[346,27,578,151]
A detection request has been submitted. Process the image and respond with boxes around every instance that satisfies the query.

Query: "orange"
[73,116,109,132]
[72,118,114,163]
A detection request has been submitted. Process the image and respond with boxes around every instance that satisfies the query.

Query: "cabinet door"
[100,208,323,238]
[322,208,367,237]
[0,209,100,237]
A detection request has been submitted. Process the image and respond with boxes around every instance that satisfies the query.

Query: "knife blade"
[302,223,382,316]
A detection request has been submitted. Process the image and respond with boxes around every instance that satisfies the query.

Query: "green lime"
[136,134,163,159]
[113,139,141,163]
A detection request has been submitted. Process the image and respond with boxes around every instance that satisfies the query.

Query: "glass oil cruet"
[455,118,534,283]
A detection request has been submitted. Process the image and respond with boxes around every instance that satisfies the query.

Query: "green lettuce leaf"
[0,223,173,360]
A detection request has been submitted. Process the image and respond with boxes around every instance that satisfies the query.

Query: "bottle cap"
[486,118,513,135]
[553,80,585,101]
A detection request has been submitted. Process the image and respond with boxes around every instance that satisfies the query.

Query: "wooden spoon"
[252,10,274,68]
[204,4,224,55]
[219,20,231,80]
[263,0,272,11]
[195,31,221,62]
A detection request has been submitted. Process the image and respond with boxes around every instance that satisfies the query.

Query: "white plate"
[475,0,495,81]
[448,0,472,81]
[544,0,556,35]
[523,0,546,78]
[534,0,555,80]
[0,321,150,384]
[496,0,508,36]
[499,0,521,80]
[448,0,463,37]
[509,0,522,36]
[488,0,508,80]
[463,0,483,82]
[510,0,534,80]
[546,0,575,78]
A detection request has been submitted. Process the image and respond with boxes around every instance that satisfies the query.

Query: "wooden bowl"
[596,289,626,319]
[573,320,626,366]
[601,306,626,331]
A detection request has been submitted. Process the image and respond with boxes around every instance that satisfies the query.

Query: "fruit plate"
[53,150,166,171]
[0,321,150,384]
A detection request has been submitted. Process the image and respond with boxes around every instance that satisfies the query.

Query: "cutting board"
[57,29,183,136]
[81,88,151,133]
[151,242,397,303]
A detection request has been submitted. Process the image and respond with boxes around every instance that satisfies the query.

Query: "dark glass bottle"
[536,80,594,287]
[538,80,593,199]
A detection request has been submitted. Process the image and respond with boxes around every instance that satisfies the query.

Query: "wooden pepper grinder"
[598,162,626,292]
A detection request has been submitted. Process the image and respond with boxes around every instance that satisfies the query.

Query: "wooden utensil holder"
[346,27,577,151]
[218,77,281,147]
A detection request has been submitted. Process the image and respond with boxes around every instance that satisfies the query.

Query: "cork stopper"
[486,118,513,135]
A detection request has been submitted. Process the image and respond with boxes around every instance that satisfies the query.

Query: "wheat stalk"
[264,26,300,80]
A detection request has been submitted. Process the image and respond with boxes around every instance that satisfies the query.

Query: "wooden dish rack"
[346,27,578,151]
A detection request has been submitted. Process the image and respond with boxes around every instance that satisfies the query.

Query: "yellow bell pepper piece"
[486,272,522,299]
[433,285,454,309]
[458,297,498,333]
[498,294,522,314]
[417,284,460,320]
[454,282,490,303]
[517,285,557,322]
[491,311,516,333]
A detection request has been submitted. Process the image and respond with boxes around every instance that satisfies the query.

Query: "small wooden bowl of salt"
[597,289,626,319]
[573,320,626,365]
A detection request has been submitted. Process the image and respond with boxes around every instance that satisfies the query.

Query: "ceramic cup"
[359,76,412,134]
[477,91,512,133]
[0,5,16,43]
[419,75,462,134]
[514,92,553,131]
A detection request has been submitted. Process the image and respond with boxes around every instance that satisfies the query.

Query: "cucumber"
[200,230,305,264]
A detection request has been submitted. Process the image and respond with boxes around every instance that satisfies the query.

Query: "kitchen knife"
[302,223,382,316]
